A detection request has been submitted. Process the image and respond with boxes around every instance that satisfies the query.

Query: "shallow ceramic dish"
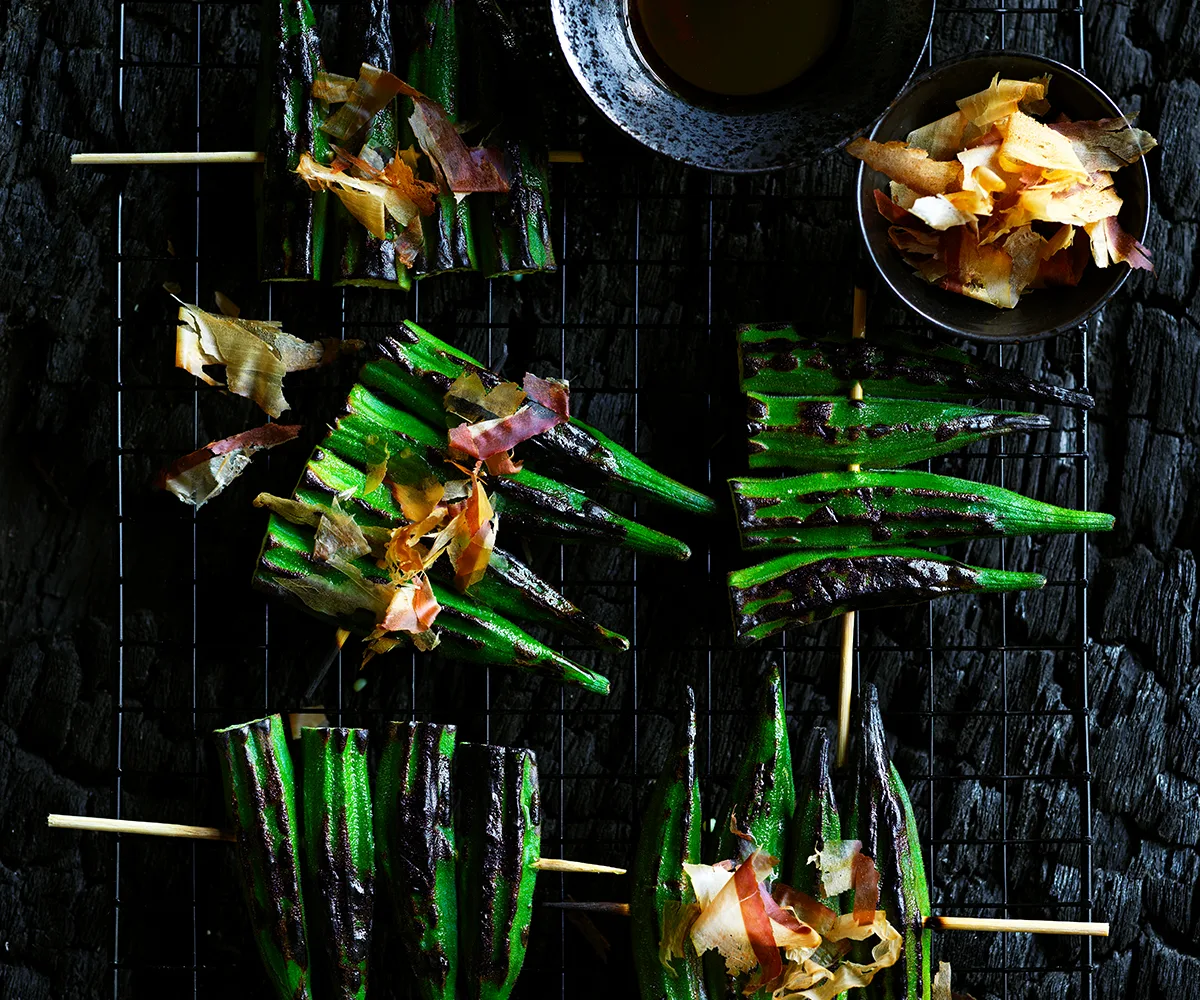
[857,51,1151,342]
[550,0,936,172]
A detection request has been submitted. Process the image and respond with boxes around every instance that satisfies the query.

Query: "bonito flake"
[848,74,1155,308]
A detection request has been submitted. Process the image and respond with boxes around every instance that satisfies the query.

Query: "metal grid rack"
[108,1,1097,998]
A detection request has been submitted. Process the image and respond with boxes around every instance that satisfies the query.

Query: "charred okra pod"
[255,514,612,694]
[457,743,542,1000]
[737,324,1094,408]
[731,469,1115,551]
[300,727,374,1000]
[375,722,459,1000]
[480,140,556,277]
[632,687,707,1000]
[729,547,1045,642]
[846,687,931,1000]
[746,394,1050,472]
[259,0,329,281]
[785,728,841,910]
[373,324,719,517]
[214,715,313,1000]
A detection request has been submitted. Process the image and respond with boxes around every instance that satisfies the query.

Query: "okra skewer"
[731,469,1115,551]
[729,547,1045,643]
[458,743,542,1000]
[737,324,1095,408]
[214,715,314,1000]
[371,325,719,517]
[334,0,408,289]
[255,513,612,694]
[375,721,459,1000]
[259,0,330,281]
[746,394,1051,471]
[846,687,931,1000]
[631,687,707,1000]
[300,727,375,1000]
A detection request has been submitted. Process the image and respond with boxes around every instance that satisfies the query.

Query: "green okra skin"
[846,687,931,1000]
[784,728,841,910]
[730,469,1115,552]
[300,727,375,1000]
[717,663,794,861]
[259,0,329,282]
[457,744,542,1000]
[335,0,404,289]
[478,140,556,278]
[254,514,612,694]
[374,325,719,517]
[408,0,477,276]
[213,715,313,1000]
[632,687,708,1000]
[728,547,1045,643]
[375,722,459,1000]
[316,383,692,560]
[736,324,1095,409]
[745,394,1051,472]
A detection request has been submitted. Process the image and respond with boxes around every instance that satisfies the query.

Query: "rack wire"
[108,1,1096,998]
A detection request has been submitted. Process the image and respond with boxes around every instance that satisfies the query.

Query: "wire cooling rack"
[107,1,1097,998]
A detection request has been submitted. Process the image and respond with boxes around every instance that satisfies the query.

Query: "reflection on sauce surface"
[633,0,842,97]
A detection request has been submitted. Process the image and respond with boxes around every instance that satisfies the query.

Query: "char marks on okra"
[260,0,329,282]
[729,547,1045,642]
[457,743,542,1000]
[376,322,718,516]
[214,714,314,1000]
[731,469,1115,551]
[785,728,841,911]
[737,324,1095,408]
[632,687,707,1000]
[374,721,459,1000]
[300,727,375,1000]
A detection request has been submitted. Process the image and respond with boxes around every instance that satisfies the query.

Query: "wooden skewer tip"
[47,813,235,841]
[532,858,627,875]
[924,915,1109,937]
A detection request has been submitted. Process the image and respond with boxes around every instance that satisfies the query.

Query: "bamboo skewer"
[541,900,1108,936]
[46,814,625,875]
[836,285,870,769]
[71,150,583,166]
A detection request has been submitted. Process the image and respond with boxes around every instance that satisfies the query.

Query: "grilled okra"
[457,743,542,1000]
[731,469,1115,551]
[259,0,329,281]
[785,727,841,910]
[729,547,1045,642]
[632,687,707,1000]
[214,715,313,1000]
[373,324,719,517]
[746,394,1050,471]
[737,324,1094,408]
[480,140,556,277]
[846,687,931,1000]
[375,721,459,1000]
[300,727,374,1000]
[255,513,612,694]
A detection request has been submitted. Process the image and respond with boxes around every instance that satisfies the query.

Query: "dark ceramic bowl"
[550,0,935,172]
[857,52,1152,342]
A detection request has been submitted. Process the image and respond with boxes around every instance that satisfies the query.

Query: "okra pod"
[784,728,841,910]
[334,0,405,288]
[300,727,374,1000]
[729,547,1045,642]
[846,687,931,1000]
[746,394,1050,472]
[730,469,1115,551]
[214,715,313,1000]
[255,514,612,694]
[737,324,1094,409]
[408,0,477,275]
[374,325,719,516]
[315,382,692,560]
[259,0,329,281]
[457,743,542,1000]
[478,141,556,277]
[632,687,707,1000]
[374,722,459,1000]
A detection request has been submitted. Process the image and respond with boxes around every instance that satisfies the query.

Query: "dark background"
[1,1,1198,998]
